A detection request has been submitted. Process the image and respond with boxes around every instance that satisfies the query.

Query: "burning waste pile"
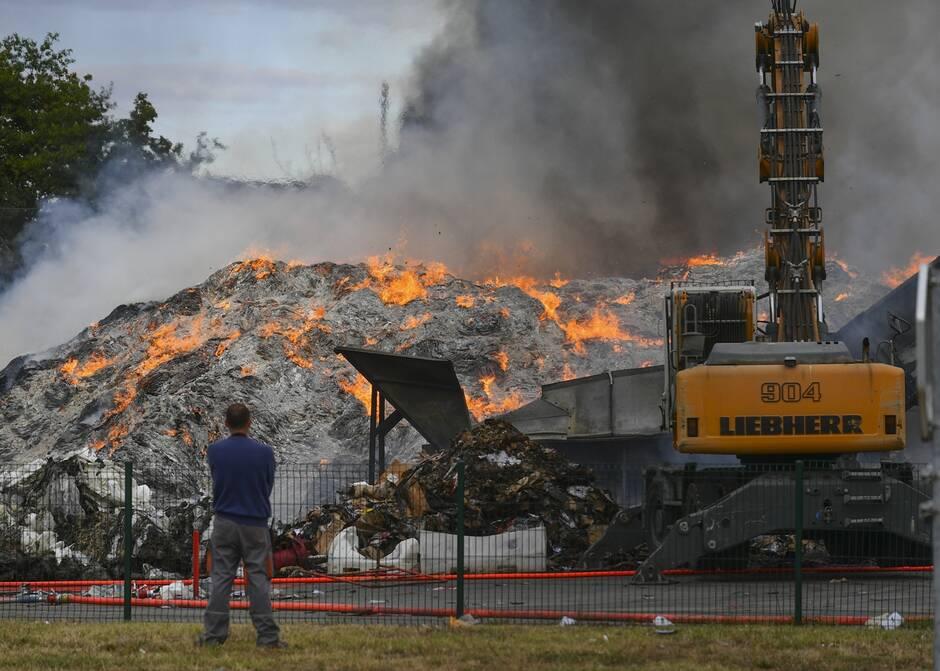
[274,420,623,573]
[0,248,884,481]
[0,253,680,476]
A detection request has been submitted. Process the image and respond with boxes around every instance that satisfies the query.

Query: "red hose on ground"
[0,564,932,591]
[53,595,932,625]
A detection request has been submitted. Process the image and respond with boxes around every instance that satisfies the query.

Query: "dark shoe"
[195,634,224,647]
[257,640,289,649]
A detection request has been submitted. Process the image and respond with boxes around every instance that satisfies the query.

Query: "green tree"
[0,32,223,248]
[108,92,183,165]
[0,32,112,235]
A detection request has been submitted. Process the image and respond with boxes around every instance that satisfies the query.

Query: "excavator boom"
[757,1,825,342]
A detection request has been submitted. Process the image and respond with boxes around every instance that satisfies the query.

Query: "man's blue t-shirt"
[207,434,275,527]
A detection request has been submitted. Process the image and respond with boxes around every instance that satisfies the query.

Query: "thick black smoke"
[388,0,940,277]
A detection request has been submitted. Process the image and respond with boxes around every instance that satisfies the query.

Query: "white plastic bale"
[20,529,58,553]
[419,527,547,575]
[160,580,194,600]
[326,526,419,574]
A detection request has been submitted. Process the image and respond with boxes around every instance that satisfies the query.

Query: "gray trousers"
[202,515,280,645]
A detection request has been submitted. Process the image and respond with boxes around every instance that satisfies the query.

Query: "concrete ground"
[0,573,930,625]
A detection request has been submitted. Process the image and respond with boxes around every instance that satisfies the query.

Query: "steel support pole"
[924,268,939,670]
[378,392,386,476]
[192,530,201,599]
[794,460,804,625]
[932,443,939,669]
[123,461,133,621]
[368,385,378,484]
[455,459,465,619]
[915,263,938,669]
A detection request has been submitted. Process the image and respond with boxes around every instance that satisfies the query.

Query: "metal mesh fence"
[0,457,931,627]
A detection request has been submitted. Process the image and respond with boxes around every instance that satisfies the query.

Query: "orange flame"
[60,358,78,377]
[231,255,277,280]
[834,292,849,302]
[109,384,138,418]
[486,275,562,321]
[493,350,509,372]
[240,365,254,377]
[613,292,636,306]
[686,253,725,267]
[832,257,859,279]
[286,352,314,369]
[106,422,128,451]
[549,272,569,288]
[560,309,662,355]
[138,316,207,378]
[464,375,524,421]
[338,373,372,413]
[380,270,427,305]
[258,306,327,368]
[214,330,241,357]
[356,255,449,306]
[561,363,576,381]
[455,295,476,308]
[422,261,448,285]
[401,313,432,330]
[881,252,934,288]
[661,253,725,268]
[103,315,210,423]
[60,353,114,384]
[639,359,655,368]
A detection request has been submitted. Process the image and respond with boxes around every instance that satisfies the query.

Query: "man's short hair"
[225,403,251,430]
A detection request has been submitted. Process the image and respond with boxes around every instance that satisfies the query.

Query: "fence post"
[123,461,133,621]
[192,530,201,599]
[794,460,804,625]
[455,458,465,619]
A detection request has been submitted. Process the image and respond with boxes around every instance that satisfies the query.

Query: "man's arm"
[265,447,275,498]
[207,444,216,477]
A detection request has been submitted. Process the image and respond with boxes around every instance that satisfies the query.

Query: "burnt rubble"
[0,454,208,580]
[277,420,626,571]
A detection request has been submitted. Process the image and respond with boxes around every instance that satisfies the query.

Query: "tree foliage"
[0,33,111,232]
[108,92,183,165]
[0,32,222,239]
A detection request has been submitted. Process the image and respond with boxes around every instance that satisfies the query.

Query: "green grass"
[0,621,931,671]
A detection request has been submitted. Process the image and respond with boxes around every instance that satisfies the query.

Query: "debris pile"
[0,454,208,580]
[749,534,831,567]
[276,420,621,571]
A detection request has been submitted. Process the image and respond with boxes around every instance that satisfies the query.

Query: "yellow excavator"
[628,0,928,581]
[668,1,903,458]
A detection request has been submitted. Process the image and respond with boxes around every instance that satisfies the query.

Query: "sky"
[0,0,445,183]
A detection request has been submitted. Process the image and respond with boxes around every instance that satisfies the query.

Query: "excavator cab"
[661,282,756,435]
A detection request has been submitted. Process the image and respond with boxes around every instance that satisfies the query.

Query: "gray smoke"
[1,0,938,366]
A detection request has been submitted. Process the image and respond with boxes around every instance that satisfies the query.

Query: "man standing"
[198,403,286,648]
